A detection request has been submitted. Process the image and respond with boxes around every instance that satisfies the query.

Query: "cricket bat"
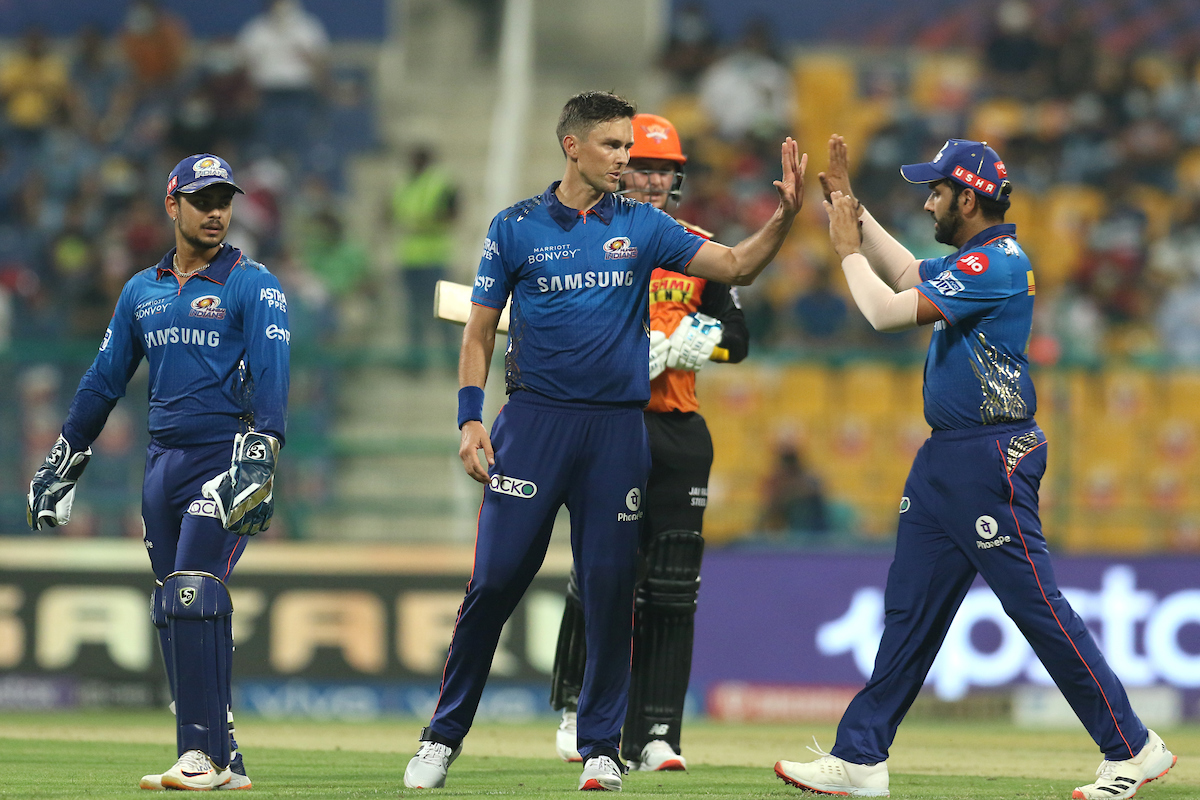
[434,280,510,334]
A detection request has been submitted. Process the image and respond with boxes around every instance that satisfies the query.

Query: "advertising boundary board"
[2,542,1198,720]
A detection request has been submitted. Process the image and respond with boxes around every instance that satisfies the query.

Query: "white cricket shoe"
[775,739,888,797]
[141,748,250,790]
[155,750,233,791]
[636,740,686,772]
[556,710,582,762]
[403,740,462,789]
[1073,729,1176,800]
[579,755,623,791]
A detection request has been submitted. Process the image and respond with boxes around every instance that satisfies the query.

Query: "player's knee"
[640,530,703,610]
[163,571,233,620]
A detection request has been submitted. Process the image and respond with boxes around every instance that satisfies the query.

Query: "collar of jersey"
[953,223,1016,256]
[154,244,242,285]
[543,181,615,231]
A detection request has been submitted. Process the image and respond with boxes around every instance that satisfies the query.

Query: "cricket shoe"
[139,753,250,791]
[556,710,582,762]
[1073,730,1176,800]
[403,739,462,789]
[634,740,686,772]
[775,739,888,797]
[579,755,623,791]
[151,750,232,791]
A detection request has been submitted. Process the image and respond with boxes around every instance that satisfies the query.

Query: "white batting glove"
[667,313,723,372]
[649,330,670,380]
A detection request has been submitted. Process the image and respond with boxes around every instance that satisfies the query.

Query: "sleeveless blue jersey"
[471,182,706,404]
[914,223,1037,431]
[62,244,290,449]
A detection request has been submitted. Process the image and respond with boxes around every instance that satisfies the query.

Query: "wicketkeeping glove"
[666,312,723,372]
[649,329,670,380]
[27,435,92,530]
[201,431,280,536]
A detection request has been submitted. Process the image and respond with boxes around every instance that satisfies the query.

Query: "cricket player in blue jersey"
[25,153,289,791]
[773,138,1176,800]
[404,91,805,792]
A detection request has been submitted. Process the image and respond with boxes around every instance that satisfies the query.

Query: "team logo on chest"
[603,237,638,260]
[190,295,226,320]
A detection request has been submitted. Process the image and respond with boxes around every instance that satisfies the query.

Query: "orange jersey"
[647,220,713,414]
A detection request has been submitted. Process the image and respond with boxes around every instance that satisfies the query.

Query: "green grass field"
[0,712,1195,798]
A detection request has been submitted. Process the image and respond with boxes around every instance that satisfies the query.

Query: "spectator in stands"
[660,1,718,92]
[791,263,848,344]
[238,0,330,165]
[760,444,828,537]
[120,0,190,95]
[982,0,1047,98]
[698,18,795,142]
[0,29,70,154]
[303,210,371,309]
[68,26,134,147]
[391,145,459,370]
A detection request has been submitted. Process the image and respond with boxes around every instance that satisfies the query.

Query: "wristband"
[457,386,485,429]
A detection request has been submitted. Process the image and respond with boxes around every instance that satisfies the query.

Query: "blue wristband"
[458,386,485,429]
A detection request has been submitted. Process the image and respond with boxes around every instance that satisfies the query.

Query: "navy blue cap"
[166,154,244,196]
[900,139,1011,204]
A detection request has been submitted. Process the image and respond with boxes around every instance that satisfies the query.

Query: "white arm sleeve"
[859,207,923,291]
[841,253,920,332]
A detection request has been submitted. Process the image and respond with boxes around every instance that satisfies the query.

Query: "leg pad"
[164,571,233,768]
[549,568,587,711]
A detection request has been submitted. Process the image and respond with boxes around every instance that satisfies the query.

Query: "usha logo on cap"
[951,165,997,197]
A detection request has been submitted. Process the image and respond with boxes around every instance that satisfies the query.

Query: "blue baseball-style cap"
[900,139,1011,204]
[165,154,244,197]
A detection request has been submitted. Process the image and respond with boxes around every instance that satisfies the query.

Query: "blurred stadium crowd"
[4,0,1200,550]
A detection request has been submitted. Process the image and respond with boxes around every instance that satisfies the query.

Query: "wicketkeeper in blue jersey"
[403,91,805,792]
[25,153,289,791]
[773,138,1176,800]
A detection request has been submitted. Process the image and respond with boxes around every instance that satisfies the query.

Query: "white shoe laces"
[415,741,453,766]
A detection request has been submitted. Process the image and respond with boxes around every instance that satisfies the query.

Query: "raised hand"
[824,191,864,260]
[774,137,808,217]
[818,135,859,210]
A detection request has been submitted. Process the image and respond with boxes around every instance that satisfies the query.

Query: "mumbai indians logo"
[489,474,538,499]
[189,295,226,320]
[179,587,196,606]
[192,157,228,179]
[603,237,638,260]
[643,123,670,143]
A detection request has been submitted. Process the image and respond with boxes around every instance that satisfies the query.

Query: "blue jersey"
[471,182,705,404]
[62,244,290,450]
[914,223,1036,431]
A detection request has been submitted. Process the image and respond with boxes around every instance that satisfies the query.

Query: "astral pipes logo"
[489,474,537,499]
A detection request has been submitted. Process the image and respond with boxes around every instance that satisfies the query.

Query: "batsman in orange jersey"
[548,113,749,772]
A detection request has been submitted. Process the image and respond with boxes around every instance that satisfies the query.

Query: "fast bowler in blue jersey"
[25,154,289,791]
[772,139,1176,800]
[404,91,806,792]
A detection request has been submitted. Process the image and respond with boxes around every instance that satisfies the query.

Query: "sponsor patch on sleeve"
[955,252,989,275]
[930,270,966,296]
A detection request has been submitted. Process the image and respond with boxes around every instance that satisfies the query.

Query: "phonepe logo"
[817,565,1200,700]
[618,488,643,522]
[489,474,537,499]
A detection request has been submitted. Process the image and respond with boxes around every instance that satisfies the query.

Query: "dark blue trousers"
[429,391,651,761]
[142,440,249,582]
[832,421,1147,764]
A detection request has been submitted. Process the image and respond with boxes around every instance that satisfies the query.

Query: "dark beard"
[933,205,963,246]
